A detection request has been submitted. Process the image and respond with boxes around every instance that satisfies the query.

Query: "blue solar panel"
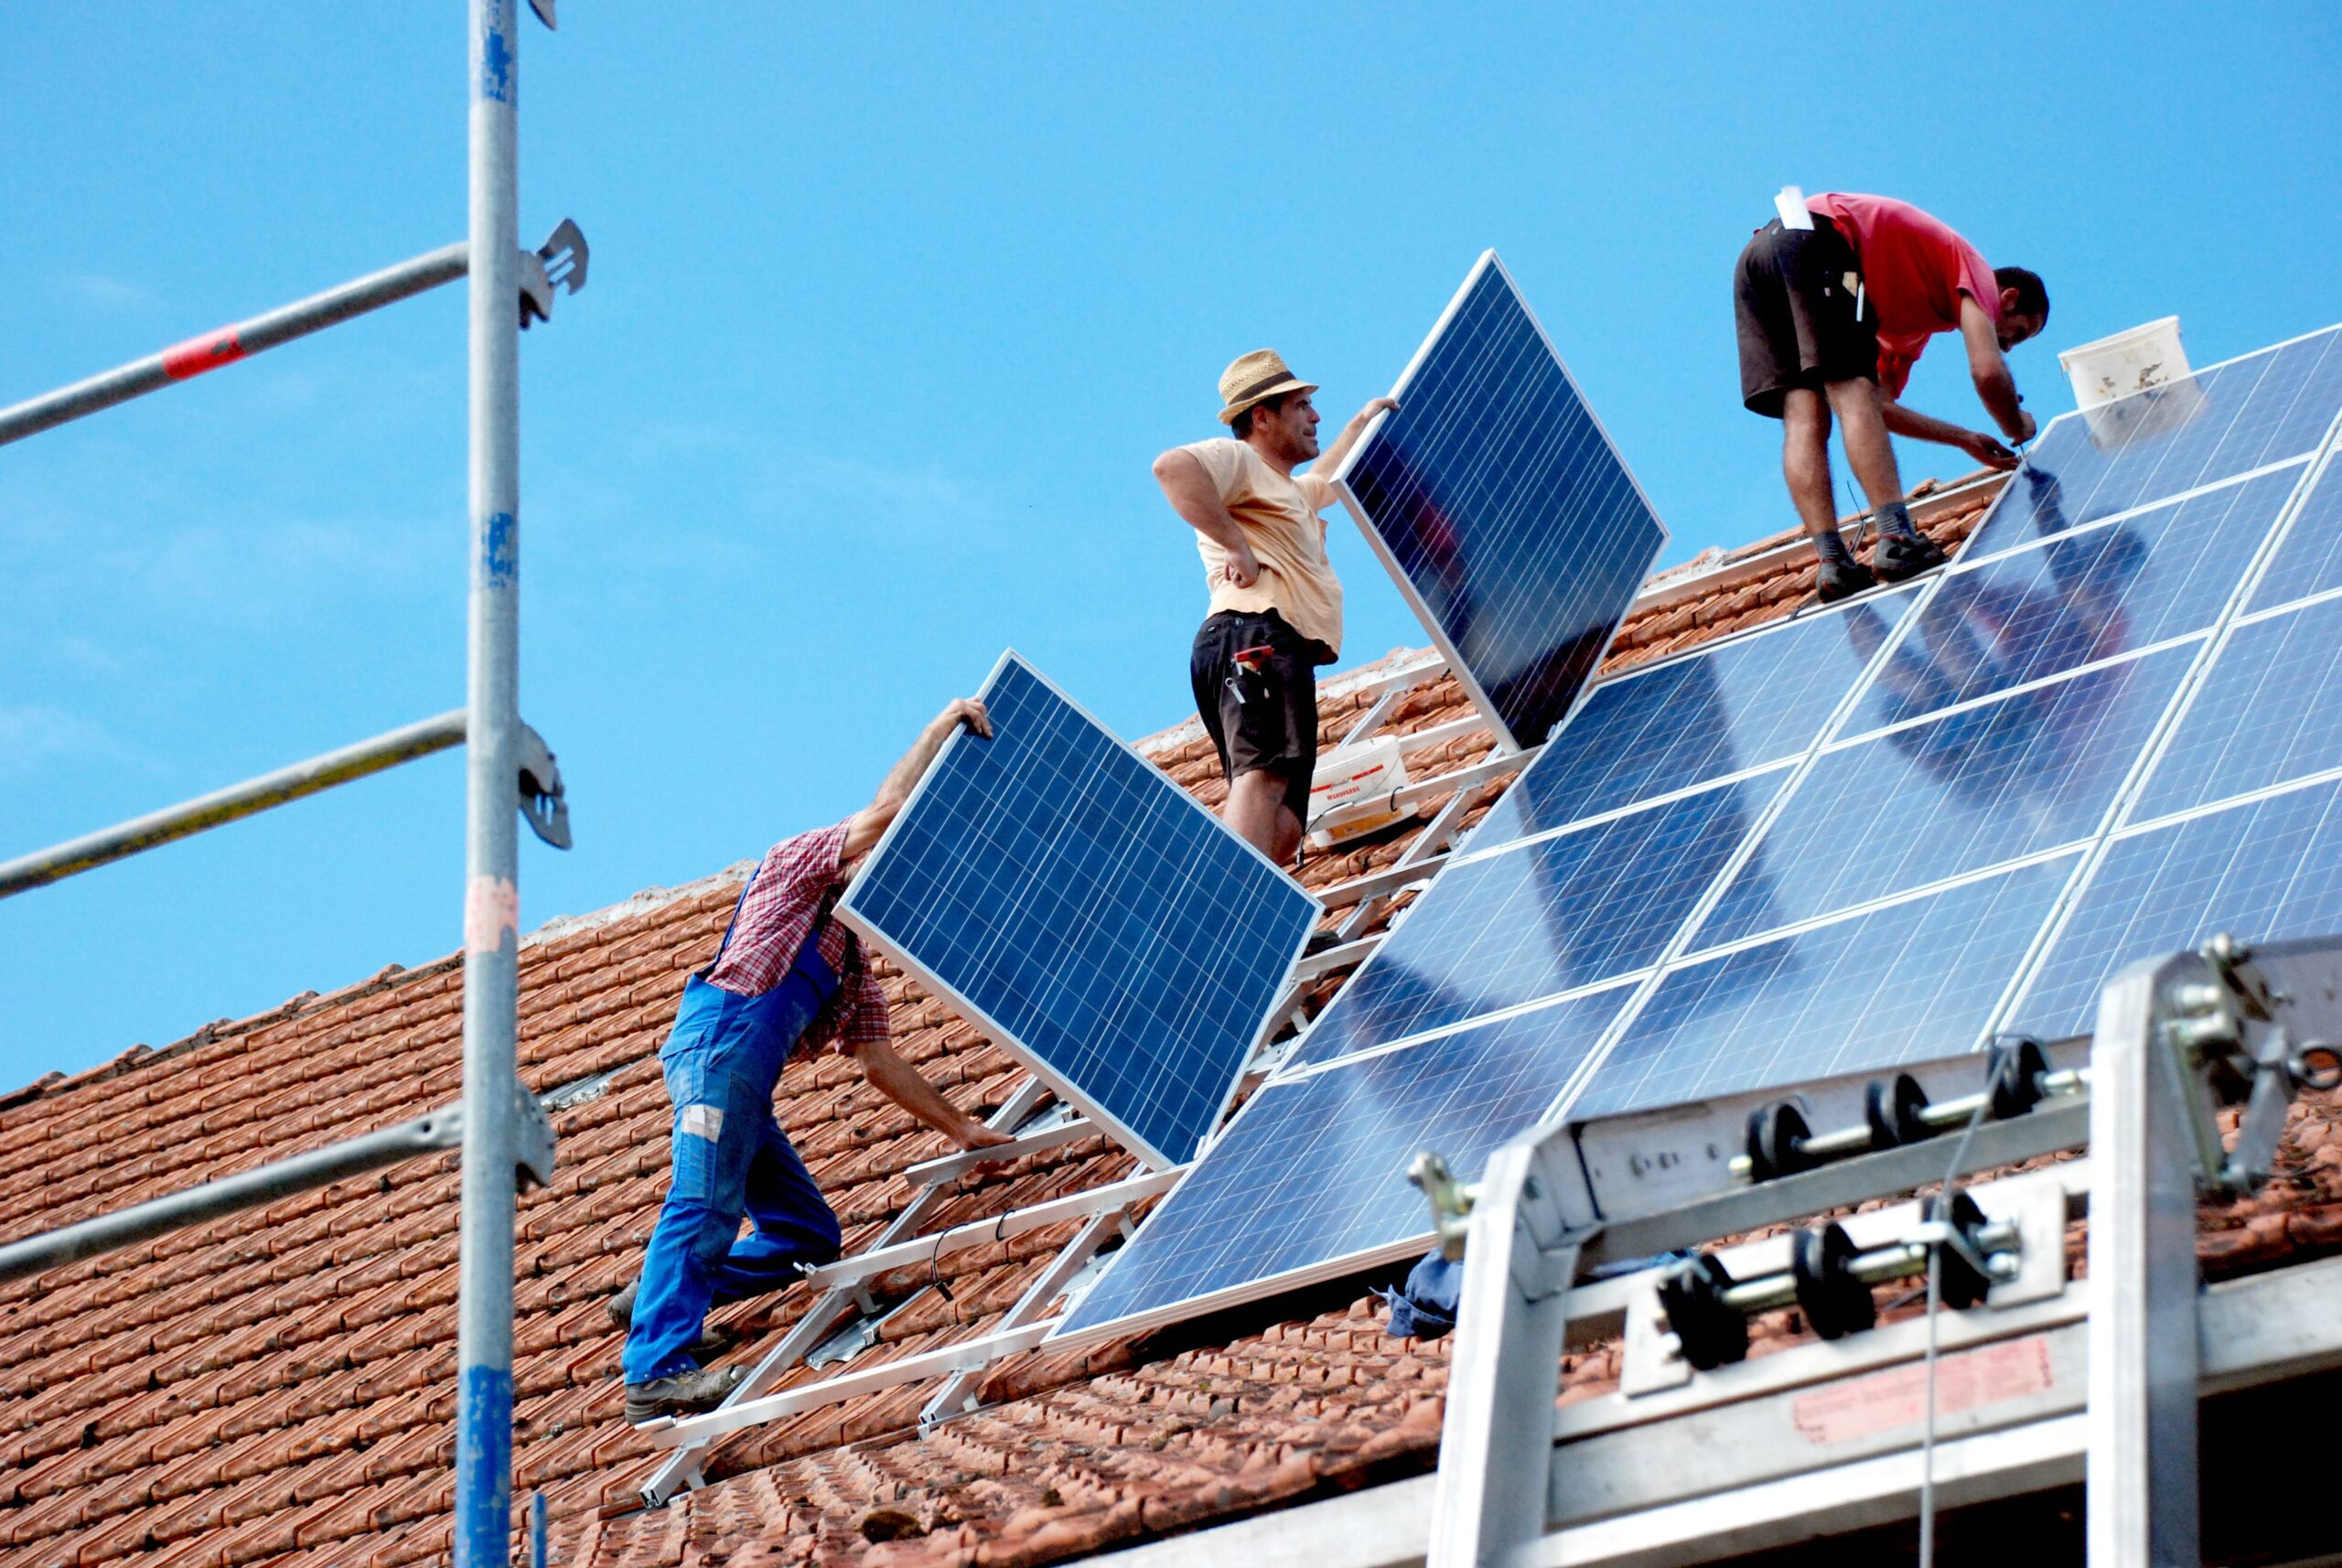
[1861,466,2300,731]
[838,652,1318,1165]
[1057,986,1631,1340]
[1571,855,2077,1117]
[2134,596,2342,822]
[1697,645,2193,948]
[2006,779,2342,1041]
[1338,252,1668,750]
[1466,588,1918,852]
[1961,328,2342,561]
[2246,456,2342,613]
[1291,774,1781,1069]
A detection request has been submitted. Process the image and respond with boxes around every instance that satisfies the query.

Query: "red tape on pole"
[160,328,249,381]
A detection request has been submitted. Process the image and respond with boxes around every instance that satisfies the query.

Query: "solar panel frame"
[835,650,1320,1169]
[1332,251,1670,753]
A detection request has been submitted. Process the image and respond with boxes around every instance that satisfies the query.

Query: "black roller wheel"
[1986,1038,2050,1120]
[1864,1074,1931,1151]
[1744,1101,1813,1183]
[1926,1189,1995,1308]
[1658,1253,1748,1369]
[1790,1222,1876,1339]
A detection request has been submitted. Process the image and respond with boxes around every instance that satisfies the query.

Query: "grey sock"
[1874,501,1921,542]
[1811,527,1855,567]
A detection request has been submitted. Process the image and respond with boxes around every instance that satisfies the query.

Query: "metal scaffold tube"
[0,243,469,447]
[456,0,525,1562]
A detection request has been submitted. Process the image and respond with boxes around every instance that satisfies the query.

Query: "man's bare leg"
[1780,387,1842,542]
[1826,377,1936,568]
[1225,768,1303,865]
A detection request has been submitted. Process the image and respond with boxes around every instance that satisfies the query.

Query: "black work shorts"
[1189,608,1321,822]
[1734,214,1878,419]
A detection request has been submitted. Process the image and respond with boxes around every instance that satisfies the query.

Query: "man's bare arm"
[841,698,993,862]
[1152,448,1261,588]
[1311,396,1400,479]
[1958,296,2034,443]
[854,1037,1015,1154]
[1880,397,2019,471]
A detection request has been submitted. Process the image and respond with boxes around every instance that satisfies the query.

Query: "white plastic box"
[1305,736,1413,849]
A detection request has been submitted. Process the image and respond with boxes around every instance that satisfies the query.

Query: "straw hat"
[1217,349,1318,425]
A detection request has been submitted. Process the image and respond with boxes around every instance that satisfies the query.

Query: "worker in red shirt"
[1735,191,2050,601]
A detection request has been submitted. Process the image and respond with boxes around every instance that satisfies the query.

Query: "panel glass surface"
[1697,645,2191,948]
[2006,779,2342,1040]
[1962,328,2342,560]
[1572,855,2077,1117]
[1341,255,1666,750]
[1863,466,2299,731]
[1058,987,1631,1339]
[1466,588,1916,852]
[2246,457,2342,612]
[2133,596,2342,822]
[1293,775,1780,1069]
[841,654,1316,1165]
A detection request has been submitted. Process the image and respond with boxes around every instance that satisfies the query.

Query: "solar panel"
[1696,644,2193,949]
[2134,596,2342,822]
[1057,985,1633,1341]
[1961,328,2342,562]
[1466,587,1918,852]
[2006,779,2342,1041]
[1571,855,2079,1117]
[2246,453,2342,612]
[1336,252,1667,751]
[837,651,1318,1166]
[1291,774,1782,1069]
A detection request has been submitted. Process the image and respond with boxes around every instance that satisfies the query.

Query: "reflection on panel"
[1572,856,2076,1117]
[1863,466,2298,730]
[1295,775,1779,1069]
[2136,597,2342,822]
[2007,780,2342,1041]
[1467,588,1917,851]
[1698,645,2190,948]
[2246,457,2342,613]
[1341,254,1666,750]
[1058,987,1630,1339]
[1962,328,2342,559]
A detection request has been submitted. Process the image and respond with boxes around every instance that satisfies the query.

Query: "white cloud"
[0,704,102,779]
[55,273,163,312]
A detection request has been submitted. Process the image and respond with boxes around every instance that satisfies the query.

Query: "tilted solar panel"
[2247,453,2342,613]
[837,651,1318,1166]
[1336,252,1668,751]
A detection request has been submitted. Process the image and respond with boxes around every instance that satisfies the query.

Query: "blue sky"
[3,4,2337,1083]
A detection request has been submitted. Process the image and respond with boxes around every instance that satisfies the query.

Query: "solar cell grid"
[1057,985,1632,1340]
[1858,464,2301,733]
[1696,643,2193,949]
[2006,779,2342,1042]
[839,653,1317,1165]
[2246,456,2342,613]
[2133,596,2342,822]
[1291,772,1782,1069]
[1466,587,1918,852]
[1961,328,2342,560]
[1338,253,1667,750]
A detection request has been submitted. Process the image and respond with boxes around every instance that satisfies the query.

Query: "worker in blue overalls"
[615,696,1015,1423]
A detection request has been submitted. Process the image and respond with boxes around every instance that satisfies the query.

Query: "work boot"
[625,1364,747,1423]
[1871,533,1948,582]
[1814,558,1877,604]
[605,1282,733,1355]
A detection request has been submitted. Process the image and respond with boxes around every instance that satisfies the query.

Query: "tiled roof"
[4,472,2333,1567]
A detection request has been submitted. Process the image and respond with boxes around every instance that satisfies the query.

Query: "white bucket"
[2057,317,2188,411]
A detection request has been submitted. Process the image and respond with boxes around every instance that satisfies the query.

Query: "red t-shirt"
[1806,193,2001,399]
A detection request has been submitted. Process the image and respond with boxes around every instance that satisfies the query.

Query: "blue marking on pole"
[483,512,517,586]
[478,5,515,103]
[457,1364,514,1566]
[530,1490,548,1568]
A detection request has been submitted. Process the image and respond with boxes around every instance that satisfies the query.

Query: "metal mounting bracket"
[518,219,589,329]
[517,723,572,849]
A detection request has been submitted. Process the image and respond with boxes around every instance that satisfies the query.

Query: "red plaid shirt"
[704,821,891,1055]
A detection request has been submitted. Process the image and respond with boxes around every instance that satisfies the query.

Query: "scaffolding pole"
[455,0,526,1562]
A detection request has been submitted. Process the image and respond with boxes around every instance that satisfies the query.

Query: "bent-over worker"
[615,698,1015,1422]
[1152,349,1396,864]
[1735,191,2049,602]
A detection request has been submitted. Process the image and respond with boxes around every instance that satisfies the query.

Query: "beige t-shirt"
[1181,437,1344,660]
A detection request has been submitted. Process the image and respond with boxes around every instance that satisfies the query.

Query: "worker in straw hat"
[1152,349,1396,865]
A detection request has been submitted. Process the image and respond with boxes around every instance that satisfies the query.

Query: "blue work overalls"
[621,902,848,1385]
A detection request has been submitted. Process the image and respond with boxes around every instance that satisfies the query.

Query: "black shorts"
[1734,214,1879,419]
[1190,608,1320,822]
